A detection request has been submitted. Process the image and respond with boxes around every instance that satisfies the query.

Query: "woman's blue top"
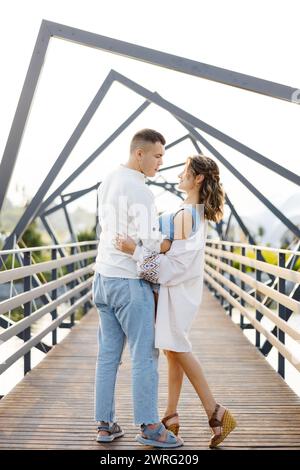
[158,205,200,241]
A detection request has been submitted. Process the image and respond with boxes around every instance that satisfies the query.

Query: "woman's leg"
[164,351,184,418]
[169,351,227,434]
[154,290,184,422]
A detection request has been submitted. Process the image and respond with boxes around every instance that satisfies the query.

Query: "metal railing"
[0,241,97,377]
[204,240,300,378]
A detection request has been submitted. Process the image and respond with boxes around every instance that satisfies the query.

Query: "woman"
[115,154,236,448]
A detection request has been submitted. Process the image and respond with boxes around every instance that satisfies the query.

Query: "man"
[93,129,183,448]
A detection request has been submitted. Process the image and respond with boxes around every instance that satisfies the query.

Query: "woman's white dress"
[133,211,207,352]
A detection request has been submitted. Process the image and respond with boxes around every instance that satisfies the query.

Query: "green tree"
[77,225,96,242]
[22,220,44,248]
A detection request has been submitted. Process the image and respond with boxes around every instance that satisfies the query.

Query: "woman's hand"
[160,239,172,253]
[114,233,137,255]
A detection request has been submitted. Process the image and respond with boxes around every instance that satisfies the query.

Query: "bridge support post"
[83,244,91,314]
[23,251,31,375]
[278,253,286,378]
[228,246,234,317]
[215,242,221,301]
[240,247,246,328]
[70,246,75,327]
[255,249,262,347]
[51,248,57,345]
[220,242,224,306]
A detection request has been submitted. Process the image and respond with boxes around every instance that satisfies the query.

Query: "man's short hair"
[130,129,166,154]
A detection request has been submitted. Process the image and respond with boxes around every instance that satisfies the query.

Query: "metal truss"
[1,19,299,257]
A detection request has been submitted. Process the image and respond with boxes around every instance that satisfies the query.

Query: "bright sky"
[0,0,300,223]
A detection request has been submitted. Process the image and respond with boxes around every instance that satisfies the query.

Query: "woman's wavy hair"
[187,155,225,222]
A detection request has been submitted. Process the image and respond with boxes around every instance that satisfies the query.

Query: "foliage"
[4,307,24,323]
[77,226,96,242]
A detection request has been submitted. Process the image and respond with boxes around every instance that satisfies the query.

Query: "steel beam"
[1,18,299,213]
[62,183,100,200]
[3,72,115,250]
[40,216,65,258]
[3,68,299,252]
[159,162,187,173]
[165,135,190,151]
[224,195,256,245]
[188,131,258,243]
[115,77,300,186]
[224,211,233,239]
[37,100,149,216]
[146,180,184,200]
[46,20,299,102]
[42,183,100,217]
[61,196,77,243]
[180,123,300,238]
[0,21,51,211]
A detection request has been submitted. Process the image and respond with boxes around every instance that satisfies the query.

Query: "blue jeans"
[93,273,159,425]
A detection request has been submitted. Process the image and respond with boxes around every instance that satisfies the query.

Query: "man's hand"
[114,234,137,255]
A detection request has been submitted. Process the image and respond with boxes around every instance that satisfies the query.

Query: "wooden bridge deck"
[1,286,300,450]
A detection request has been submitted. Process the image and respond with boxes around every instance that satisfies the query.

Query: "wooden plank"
[0,286,300,450]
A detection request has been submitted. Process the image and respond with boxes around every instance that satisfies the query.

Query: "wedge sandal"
[208,404,237,448]
[162,412,180,436]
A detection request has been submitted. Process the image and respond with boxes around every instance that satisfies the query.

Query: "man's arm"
[115,235,171,255]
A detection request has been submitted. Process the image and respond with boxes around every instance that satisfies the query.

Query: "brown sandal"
[162,412,180,436]
[208,404,236,448]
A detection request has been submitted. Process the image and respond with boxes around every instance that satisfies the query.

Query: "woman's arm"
[160,239,172,253]
[114,234,169,284]
[173,209,193,240]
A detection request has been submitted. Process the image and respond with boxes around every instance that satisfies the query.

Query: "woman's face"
[177,162,197,192]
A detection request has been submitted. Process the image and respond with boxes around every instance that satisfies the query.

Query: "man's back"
[94,164,160,279]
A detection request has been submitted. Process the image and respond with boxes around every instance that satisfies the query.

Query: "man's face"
[137,141,164,177]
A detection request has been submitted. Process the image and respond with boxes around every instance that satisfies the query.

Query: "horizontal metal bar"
[205,253,300,314]
[0,278,93,343]
[0,315,52,353]
[205,246,300,284]
[204,263,300,339]
[0,241,97,256]
[204,270,300,371]
[0,250,97,284]
[0,265,93,315]
[206,240,300,256]
[0,291,92,375]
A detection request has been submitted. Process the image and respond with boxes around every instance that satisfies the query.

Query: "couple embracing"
[92,129,236,448]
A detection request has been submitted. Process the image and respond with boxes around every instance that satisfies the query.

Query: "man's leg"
[114,278,159,425]
[93,273,126,423]
[98,276,183,447]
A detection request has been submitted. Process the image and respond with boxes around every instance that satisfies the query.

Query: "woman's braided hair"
[187,155,225,222]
